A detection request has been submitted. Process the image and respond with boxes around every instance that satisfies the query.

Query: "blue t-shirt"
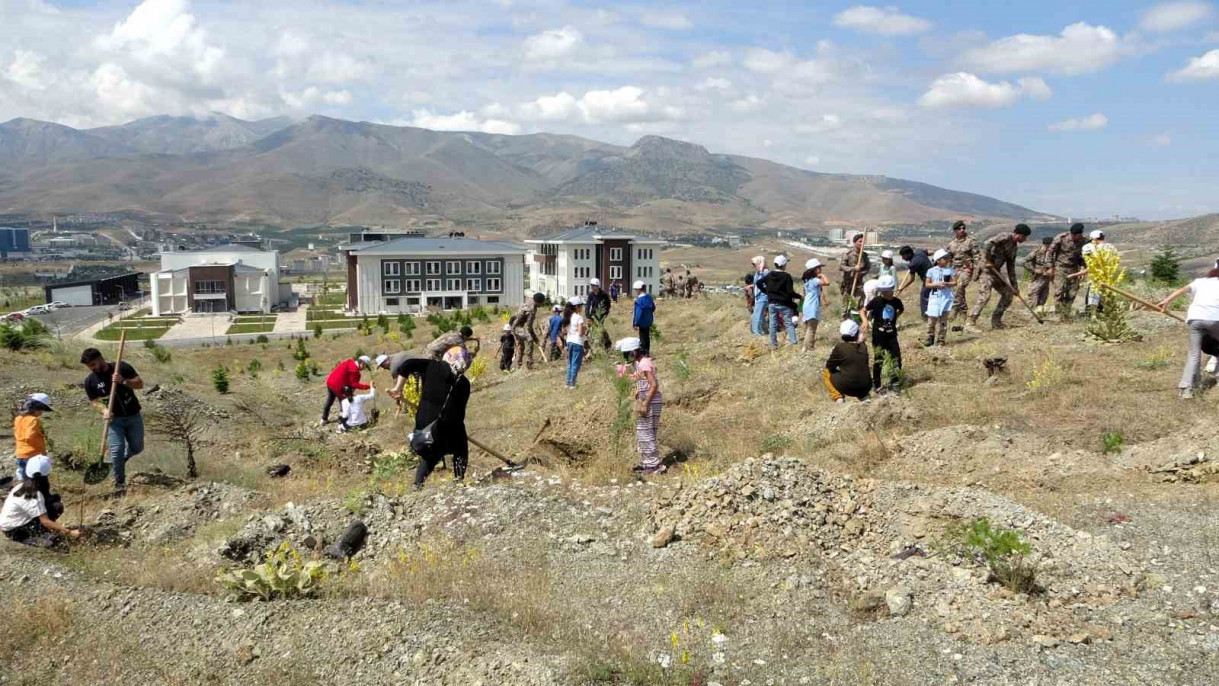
[927,265,955,291]
[802,278,823,320]
[547,314,563,342]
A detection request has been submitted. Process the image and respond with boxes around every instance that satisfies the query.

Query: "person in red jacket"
[322,355,372,424]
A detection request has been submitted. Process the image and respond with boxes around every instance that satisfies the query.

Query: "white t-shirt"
[0,487,45,532]
[1187,278,1219,322]
[566,313,587,346]
[340,389,375,427]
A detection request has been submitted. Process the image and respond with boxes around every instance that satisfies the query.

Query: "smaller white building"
[340,237,526,314]
[149,244,288,316]
[525,223,664,301]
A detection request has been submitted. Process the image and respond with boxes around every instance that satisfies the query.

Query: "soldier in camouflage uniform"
[1048,223,1087,321]
[425,326,476,360]
[968,224,1031,329]
[510,293,545,370]
[839,233,871,305]
[1023,236,1055,309]
[945,220,979,321]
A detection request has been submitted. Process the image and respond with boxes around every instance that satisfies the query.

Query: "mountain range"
[0,113,1055,235]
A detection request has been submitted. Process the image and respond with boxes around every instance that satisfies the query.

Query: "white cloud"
[1048,113,1108,131]
[409,108,520,135]
[640,10,692,30]
[1140,2,1214,33]
[517,86,680,125]
[518,91,580,121]
[743,48,793,74]
[97,0,226,83]
[833,6,932,36]
[796,114,844,134]
[305,51,372,84]
[692,50,731,68]
[523,26,583,61]
[730,94,764,113]
[3,50,48,91]
[804,155,820,166]
[1151,132,1173,147]
[961,22,1132,76]
[918,72,1052,109]
[579,86,654,123]
[697,77,731,91]
[1168,48,1219,80]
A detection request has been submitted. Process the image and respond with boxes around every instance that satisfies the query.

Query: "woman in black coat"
[391,347,473,487]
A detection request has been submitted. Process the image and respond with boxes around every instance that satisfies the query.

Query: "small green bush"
[957,518,1037,594]
[150,344,172,364]
[294,361,310,381]
[142,338,156,350]
[313,324,323,339]
[216,542,326,601]
[674,352,692,381]
[343,488,368,515]
[247,359,263,378]
[292,339,310,361]
[0,320,49,351]
[1101,430,1124,454]
[760,434,793,454]
[256,334,269,344]
[211,366,231,394]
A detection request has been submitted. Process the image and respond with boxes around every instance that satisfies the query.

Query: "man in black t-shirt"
[862,277,905,392]
[897,246,932,321]
[81,348,145,492]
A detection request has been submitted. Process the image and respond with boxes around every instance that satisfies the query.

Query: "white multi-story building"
[150,244,289,316]
[340,236,525,314]
[524,223,665,301]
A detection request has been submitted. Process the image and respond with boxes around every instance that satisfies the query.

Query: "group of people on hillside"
[661,268,701,299]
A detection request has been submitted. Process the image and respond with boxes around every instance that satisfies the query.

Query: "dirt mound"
[792,395,921,442]
[652,457,1146,645]
[95,479,267,547]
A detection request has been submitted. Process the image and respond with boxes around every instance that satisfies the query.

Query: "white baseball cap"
[632,280,645,290]
[774,255,789,267]
[932,248,950,262]
[881,250,894,260]
[569,296,585,306]
[877,275,897,291]
[552,304,562,312]
[805,258,822,270]
[374,354,389,367]
[357,355,372,367]
[589,278,602,287]
[863,279,878,296]
[1089,230,1104,240]
[26,392,52,412]
[503,323,511,331]
[840,319,860,338]
[614,337,642,353]
[25,455,51,478]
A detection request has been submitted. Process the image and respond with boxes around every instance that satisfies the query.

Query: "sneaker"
[641,464,667,475]
[1180,388,1195,400]
[835,398,844,404]
[991,319,1006,330]
[923,336,935,347]
[1207,357,1218,374]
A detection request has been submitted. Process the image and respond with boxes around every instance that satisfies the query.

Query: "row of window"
[384,296,501,307]
[608,247,623,261]
[383,260,501,277]
[194,280,226,294]
[573,248,592,261]
[637,266,654,278]
[637,248,654,261]
[383,278,502,294]
[574,266,592,279]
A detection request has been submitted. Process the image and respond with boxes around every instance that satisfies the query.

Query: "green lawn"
[316,292,347,306]
[226,322,276,334]
[306,310,348,321]
[231,316,278,324]
[96,326,171,341]
[312,320,359,330]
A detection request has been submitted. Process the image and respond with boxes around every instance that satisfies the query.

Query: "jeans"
[107,413,145,487]
[15,458,27,481]
[768,303,797,347]
[1180,320,1219,389]
[751,294,769,335]
[566,343,585,387]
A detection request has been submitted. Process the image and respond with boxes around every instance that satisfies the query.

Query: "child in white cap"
[823,320,872,402]
[800,259,830,352]
[878,250,898,282]
[13,393,52,482]
[924,249,957,346]
[615,337,665,475]
[496,323,516,371]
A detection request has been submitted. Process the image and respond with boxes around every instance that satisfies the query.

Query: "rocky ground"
[3,292,1219,685]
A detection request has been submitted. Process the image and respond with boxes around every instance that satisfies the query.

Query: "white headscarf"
[751,256,766,271]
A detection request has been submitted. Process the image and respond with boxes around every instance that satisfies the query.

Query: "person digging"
[967,224,1030,331]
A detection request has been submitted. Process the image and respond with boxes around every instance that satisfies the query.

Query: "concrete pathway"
[161,315,231,342]
[273,305,309,334]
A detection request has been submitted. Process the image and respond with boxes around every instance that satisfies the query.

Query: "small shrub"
[0,319,49,351]
[226,336,233,346]
[879,349,908,392]
[400,315,415,339]
[292,339,310,361]
[211,366,231,394]
[215,542,327,601]
[142,338,156,350]
[314,324,323,339]
[649,323,663,343]
[1149,245,1182,285]
[760,434,793,454]
[1101,430,1124,454]
[1136,346,1171,370]
[343,488,368,515]
[294,361,310,381]
[150,344,172,363]
[256,334,269,344]
[957,518,1037,594]
[372,450,418,480]
[247,359,263,378]
[674,352,692,381]
[1026,353,1066,394]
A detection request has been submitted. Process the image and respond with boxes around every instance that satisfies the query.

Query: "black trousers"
[639,325,651,355]
[500,347,514,371]
[872,334,902,390]
[414,432,469,486]
[321,388,340,422]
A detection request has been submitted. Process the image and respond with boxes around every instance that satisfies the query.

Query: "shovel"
[987,266,1044,325]
[85,332,126,485]
[468,435,524,475]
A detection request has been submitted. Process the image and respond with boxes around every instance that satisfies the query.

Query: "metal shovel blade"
[83,460,111,485]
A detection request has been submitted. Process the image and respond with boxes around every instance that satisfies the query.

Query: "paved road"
[27,305,122,336]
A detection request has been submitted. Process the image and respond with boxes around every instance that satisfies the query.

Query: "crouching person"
[822,320,872,403]
[396,347,472,487]
[338,386,376,433]
[1,456,79,548]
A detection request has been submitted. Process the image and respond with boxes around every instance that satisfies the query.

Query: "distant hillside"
[1107,214,1219,246]
[0,114,1054,235]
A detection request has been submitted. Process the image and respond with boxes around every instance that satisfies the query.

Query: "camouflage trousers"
[1056,275,1081,314]
[512,332,536,369]
[840,276,864,305]
[950,267,974,317]
[1028,275,1053,307]
[968,272,1013,322]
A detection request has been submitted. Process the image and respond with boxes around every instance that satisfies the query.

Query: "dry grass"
[64,544,219,596]
[0,596,74,662]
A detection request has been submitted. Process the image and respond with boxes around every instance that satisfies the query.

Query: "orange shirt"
[13,415,46,459]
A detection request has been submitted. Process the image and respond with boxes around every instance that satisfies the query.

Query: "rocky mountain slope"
[0,114,1051,234]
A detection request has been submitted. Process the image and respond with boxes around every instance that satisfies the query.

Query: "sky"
[1,0,1218,220]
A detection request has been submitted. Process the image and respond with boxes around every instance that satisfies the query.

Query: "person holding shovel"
[967,224,1030,330]
[81,348,144,493]
[395,347,472,486]
[840,233,871,306]
[1158,266,1219,400]
[1048,223,1087,321]
[945,220,979,323]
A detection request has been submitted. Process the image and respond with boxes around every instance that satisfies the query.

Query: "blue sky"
[2,0,1217,220]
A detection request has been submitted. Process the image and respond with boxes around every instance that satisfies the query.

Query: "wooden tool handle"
[99,331,127,459]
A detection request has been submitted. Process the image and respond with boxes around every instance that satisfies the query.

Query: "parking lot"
[20,304,125,337]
